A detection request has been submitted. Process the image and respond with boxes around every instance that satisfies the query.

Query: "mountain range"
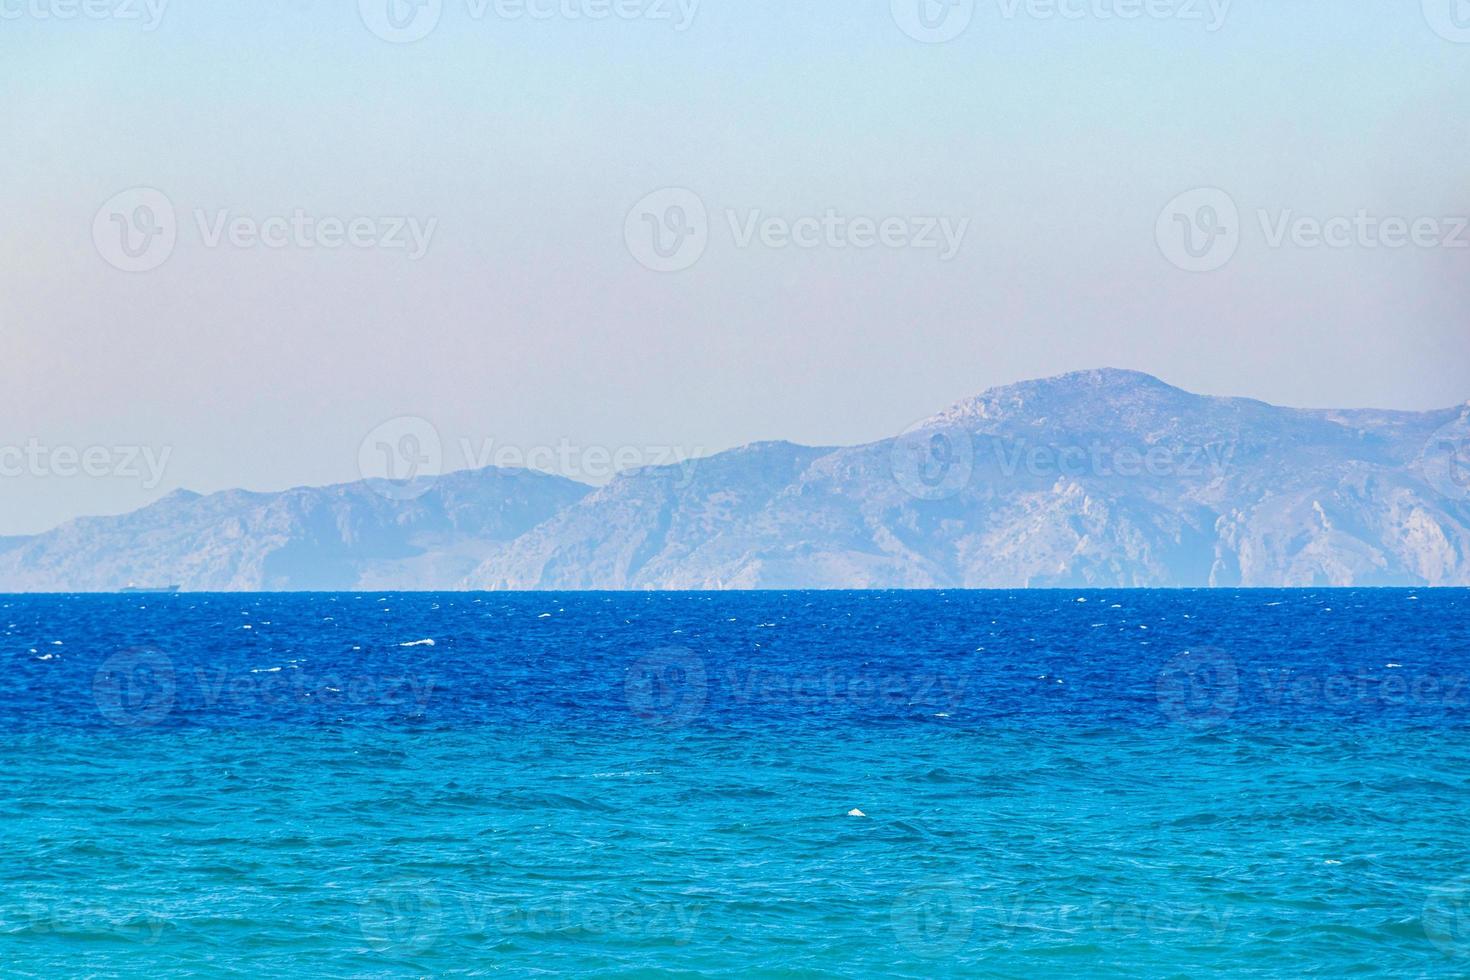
[3,368,1468,590]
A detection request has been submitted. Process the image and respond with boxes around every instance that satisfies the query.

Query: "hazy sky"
[1,0,1468,534]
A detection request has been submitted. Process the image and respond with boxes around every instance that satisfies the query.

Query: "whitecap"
[400,638,436,648]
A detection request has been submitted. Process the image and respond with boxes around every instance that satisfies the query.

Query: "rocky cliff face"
[4,370,1467,591]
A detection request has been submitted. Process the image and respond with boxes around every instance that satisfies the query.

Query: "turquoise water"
[2,591,1468,975]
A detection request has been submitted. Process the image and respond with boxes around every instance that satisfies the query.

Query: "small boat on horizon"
[121,584,181,594]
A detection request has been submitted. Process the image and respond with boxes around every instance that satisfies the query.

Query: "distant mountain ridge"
[0,468,589,592]
[4,369,1468,590]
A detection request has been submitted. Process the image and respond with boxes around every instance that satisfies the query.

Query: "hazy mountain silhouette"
[4,369,1467,590]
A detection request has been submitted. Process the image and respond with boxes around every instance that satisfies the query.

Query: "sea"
[1,589,1468,977]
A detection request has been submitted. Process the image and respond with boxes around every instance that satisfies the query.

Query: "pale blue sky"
[1,1,1467,533]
